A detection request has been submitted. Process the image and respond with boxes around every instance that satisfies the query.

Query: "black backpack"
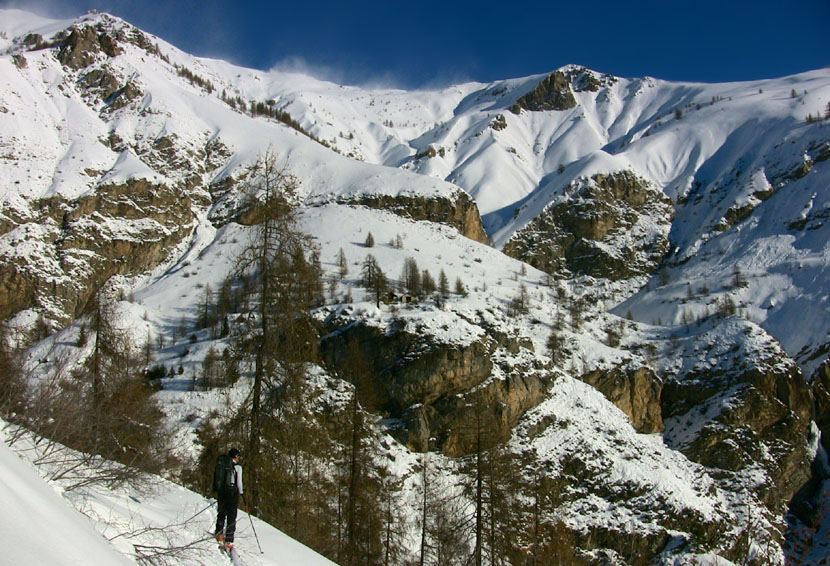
[213,454,236,492]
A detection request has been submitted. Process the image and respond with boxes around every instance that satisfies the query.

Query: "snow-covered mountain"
[3,7,830,565]
[267,57,830,375]
[3,9,828,372]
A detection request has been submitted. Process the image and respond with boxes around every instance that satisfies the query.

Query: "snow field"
[1,421,337,565]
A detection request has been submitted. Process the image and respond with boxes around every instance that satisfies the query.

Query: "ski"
[208,531,246,564]
[218,543,245,565]
[207,532,231,564]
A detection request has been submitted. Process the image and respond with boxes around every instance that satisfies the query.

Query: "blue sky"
[6,0,828,88]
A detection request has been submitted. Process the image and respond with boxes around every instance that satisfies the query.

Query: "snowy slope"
[270,65,830,243]
[1,422,337,566]
[0,10,463,211]
[0,8,480,334]
[391,69,830,374]
[0,424,134,566]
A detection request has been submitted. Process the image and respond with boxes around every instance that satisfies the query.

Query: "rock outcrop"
[0,179,194,324]
[333,191,489,244]
[503,171,673,279]
[320,319,551,454]
[662,321,815,510]
[580,365,664,433]
[510,71,577,113]
[57,22,122,69]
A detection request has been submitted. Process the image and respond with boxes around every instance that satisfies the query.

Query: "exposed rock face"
[812,359,830,452]
[415,145,439,160]
[580,365,664,433]
[510,71,577,114]
[333,191,488,244]
[0,180,194,324]
[79,67,122,101]
[668,365,812,473]
[503,171,673,279]
[0,20,204,323]
[78,67,143,111]
[211,174,488,243]
[320,320,551,454]
[430,366,552,457]
[510,319,819,563]
[444,191,489,243]
[323,322,493,414]
[571,69,601,92]
[568,67,618,93]
[514,376,739,564]
[489,114,508,131]
[58,24,122,69]
[662,322,815,510]
[0,260,37,322]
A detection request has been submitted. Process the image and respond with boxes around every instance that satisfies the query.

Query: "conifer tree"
[418,452,469,566]
[422,269,436,297]
[198,283,215,330]
[519,470,575,565]
[232,149,322,511]
[455,276,468,297]
[454,393,511,566]
[338,247,349,279]
[378,466,406,566]
[201,345,220,389]
[402,257,421,295]
[217,274,234,319]
[547,329,564,360]
[258,345,332,550]
[568,298,584,330]
[507,283,530,316]
[54,285,168,478]
[333,340,386,566]
[361,254,388,307]
[439,269,450,298]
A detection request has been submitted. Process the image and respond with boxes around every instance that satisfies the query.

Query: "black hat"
[229,448,240,459]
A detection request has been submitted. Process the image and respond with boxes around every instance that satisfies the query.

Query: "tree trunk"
[475,416,483,566]
[420,454,428,566]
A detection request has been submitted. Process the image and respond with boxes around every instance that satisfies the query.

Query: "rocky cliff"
[337,191,489,244]
[503,170,673,280]
[320,316,550,455]
[0,179,195,325]
[510,70,578,113]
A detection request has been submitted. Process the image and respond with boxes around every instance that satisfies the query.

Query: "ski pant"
[215,490,239,543]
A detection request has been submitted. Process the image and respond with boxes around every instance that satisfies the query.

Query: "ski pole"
[241,493,263,554]
[182,500,215,525]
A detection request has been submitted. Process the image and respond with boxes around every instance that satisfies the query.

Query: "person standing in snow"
[214,447,244,550]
